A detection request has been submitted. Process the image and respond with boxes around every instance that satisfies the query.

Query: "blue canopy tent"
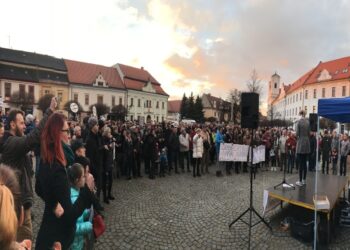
[318,97,350,123]
[312,97,350,248]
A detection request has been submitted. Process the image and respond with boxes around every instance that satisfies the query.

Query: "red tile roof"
[168,100,181,113]
[64,59,125,89]
[285,56,350,95]
[305,56,350,84]
[118,64,168,96]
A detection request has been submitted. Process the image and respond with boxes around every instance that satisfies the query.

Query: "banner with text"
[219,143,265,163]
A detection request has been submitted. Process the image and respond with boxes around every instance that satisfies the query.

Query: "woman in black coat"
[102,126,115,204]
[35,113,94,250]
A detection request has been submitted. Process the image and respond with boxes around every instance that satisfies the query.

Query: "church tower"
[268,72,280,106]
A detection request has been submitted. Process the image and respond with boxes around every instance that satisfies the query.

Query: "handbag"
[93,213,106,238]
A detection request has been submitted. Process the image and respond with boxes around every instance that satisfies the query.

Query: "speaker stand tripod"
[274,155,295,190]
[229,131,272,249]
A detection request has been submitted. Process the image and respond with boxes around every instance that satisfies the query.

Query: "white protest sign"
[233,144,249,162]
[253,145,266,164]
[219,143,234,161]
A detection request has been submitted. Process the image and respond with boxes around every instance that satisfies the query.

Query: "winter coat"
[321,136,332,158]
[85,131,103,177]
[179,133,190,152]
[0,108,52,209]
[215,131,223,154]
[193,134,204,158]
[143,133,158,161]
[296,117,310,154]
[70,187,93,250]
[102,136,114,172]
[168,132,180,152]
[35,160,93,250]
[340,139,350,157]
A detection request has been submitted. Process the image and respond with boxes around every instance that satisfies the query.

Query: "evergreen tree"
[180,93,188,119]
[194,95,204,122]
[187,92,195,119]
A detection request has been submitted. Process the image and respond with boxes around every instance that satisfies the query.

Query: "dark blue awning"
[318,97,350,123]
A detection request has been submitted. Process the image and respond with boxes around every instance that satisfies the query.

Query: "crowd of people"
[0,102,349,249]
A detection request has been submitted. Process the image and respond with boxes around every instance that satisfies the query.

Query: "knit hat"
[88,117,98,129]
[25,114,34,124]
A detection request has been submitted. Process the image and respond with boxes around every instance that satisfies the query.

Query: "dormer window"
[343,68,348,73]
[93,73,108,87]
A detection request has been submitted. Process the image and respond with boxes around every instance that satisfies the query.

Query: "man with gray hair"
[296,110,310,186]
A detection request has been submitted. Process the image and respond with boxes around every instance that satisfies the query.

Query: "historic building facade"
[202,93,231,122]
[114,64,168,122]
[268,56,350,122]
[65,59,126,113]
[0,47,69,115]
[0,47,169,122]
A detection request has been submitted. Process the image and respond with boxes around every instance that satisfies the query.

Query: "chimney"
[141,66,144,70]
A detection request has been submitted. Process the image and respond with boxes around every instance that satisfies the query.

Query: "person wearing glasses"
[35,113,95,250]
[0,97,57,242]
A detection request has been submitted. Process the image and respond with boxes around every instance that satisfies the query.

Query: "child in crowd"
[159,147,168,177]
[68,163,93,250]
[331,148,338,175]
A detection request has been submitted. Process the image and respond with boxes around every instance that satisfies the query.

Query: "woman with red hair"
[35,113,94,250]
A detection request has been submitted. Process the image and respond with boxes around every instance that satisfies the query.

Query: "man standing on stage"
[296,110,310,186]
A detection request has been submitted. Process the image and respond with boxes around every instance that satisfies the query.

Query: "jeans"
[179,151,190,170]
[298,153,308,182]
[169,151,178,172]
[322,156,330,174]
[193,158,201,176]
[340,155,347,176]
[287,153,295,173]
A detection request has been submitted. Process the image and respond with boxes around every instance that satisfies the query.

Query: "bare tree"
[246,69,263,96]
[267,105,281,121]
[227,89,241,123]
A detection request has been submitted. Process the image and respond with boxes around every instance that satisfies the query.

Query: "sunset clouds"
[1,0,350,108]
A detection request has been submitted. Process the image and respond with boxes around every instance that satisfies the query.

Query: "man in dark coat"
[167,125,180,174]
[296,110,310,186]
[309,131,317,171]
[0,97,57,241]
[321,130,331,174]
[85,117,103,200]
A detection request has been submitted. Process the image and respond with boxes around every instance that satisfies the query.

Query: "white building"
[65,59,126,113]
[268,56,350,122]
[114,64,169,122]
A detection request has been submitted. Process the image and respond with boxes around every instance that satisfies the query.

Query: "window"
[296,94,298,102]
[305,90,308,99]
[73,93,78,103]
[332,87,336,97]
[5,82,11,98]
[214,112,216,117]
[274,83,277,88]
[313,89,317,98]
[98,81,104,86]
[313,106,316,113]
[156,101,159,108]
[19,84,25,99]
[162,116,164,122]
[85,94,89,105]
[305,106,307,114]
[28,86,34,100]
[44,89,50,95]
[130,98,133,107]
[293,95,295,103]
[156,116,159,122]
[112,96,115,107]
[137,116,140,121]
[138,99,141,107]
[97,95,103,104]
[322,88,325,98]
[300,92,302,100]
[149,100,152,108]
[119,97,123,105]
[130,115,133,121]
[342,86,346,96]
[162,102,165,109]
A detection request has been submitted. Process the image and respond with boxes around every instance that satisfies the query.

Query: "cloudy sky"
[1,0,350,112]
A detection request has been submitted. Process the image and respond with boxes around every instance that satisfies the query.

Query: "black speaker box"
[309,113,318,132]
[241,92,259,129]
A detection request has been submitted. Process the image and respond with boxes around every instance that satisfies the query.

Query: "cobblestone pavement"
[31,165,350,249]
